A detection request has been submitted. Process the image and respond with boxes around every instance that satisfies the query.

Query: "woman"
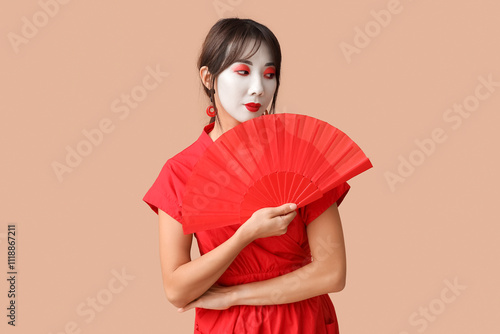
[143,18,353,333]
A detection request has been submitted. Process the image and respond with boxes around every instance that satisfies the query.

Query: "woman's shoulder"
[159,134,210,177]
[144,141,201,202]
[143,127,211,215]
[171,124,212,163]
[170,140,207,169]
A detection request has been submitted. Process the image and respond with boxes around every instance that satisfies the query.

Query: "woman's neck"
[208,113,243,142]
[209,120,236,142]
[208,128,219,141]
[209,123,224,142]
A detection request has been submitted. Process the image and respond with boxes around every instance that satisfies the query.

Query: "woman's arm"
[159,203,298,308]
[177,202,346,311]
[158,209,251,308]
[235,202,346,305]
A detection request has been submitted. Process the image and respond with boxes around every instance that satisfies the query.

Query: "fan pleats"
[181,113,372,234]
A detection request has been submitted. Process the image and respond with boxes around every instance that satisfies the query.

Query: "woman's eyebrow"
[234,59,275,66]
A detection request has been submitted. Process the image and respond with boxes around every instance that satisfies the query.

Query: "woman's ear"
[199,66,213,90]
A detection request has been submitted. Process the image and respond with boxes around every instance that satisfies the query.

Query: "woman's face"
[214,41,277,123]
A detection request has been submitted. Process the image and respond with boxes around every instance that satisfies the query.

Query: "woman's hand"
[177,284,238,312]
[238,203,297,242]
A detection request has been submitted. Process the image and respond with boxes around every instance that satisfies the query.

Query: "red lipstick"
[245,103,261,112]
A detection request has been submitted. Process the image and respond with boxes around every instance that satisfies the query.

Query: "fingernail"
[289,204,297,210]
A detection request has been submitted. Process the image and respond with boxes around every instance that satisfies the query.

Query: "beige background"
[1,0,499,333]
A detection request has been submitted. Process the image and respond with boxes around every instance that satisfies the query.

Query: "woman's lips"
[245,103,261,112]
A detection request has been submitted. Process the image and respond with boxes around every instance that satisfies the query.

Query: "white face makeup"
[215,41,277,123]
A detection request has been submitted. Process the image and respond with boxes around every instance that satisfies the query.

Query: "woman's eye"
[233,64,250,75]
[264,67,276,79]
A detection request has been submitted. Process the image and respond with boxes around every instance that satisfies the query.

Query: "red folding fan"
[181,113,373,234]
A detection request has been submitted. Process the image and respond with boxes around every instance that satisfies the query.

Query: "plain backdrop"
[1,1,499,333]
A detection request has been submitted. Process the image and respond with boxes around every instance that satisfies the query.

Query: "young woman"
[143,18,355,334]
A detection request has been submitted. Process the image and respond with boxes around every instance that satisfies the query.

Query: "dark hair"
[197,18,282,131]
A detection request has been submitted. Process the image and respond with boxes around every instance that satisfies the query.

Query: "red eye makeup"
[232,64,276,79]
[232,64,250,74]
[264,67,276,78]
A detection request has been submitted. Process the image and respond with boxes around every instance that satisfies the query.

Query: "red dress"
[143,122,352,334]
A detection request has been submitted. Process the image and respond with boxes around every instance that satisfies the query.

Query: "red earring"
[206,87,217,117]
[206,105,217,117]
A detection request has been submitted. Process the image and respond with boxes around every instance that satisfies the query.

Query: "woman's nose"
[248,74,264,96]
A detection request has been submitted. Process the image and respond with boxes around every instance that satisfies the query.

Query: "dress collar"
[198,122,215,149]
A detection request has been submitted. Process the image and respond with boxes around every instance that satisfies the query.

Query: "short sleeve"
[142,161,183,224]
[299,182,351,226]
